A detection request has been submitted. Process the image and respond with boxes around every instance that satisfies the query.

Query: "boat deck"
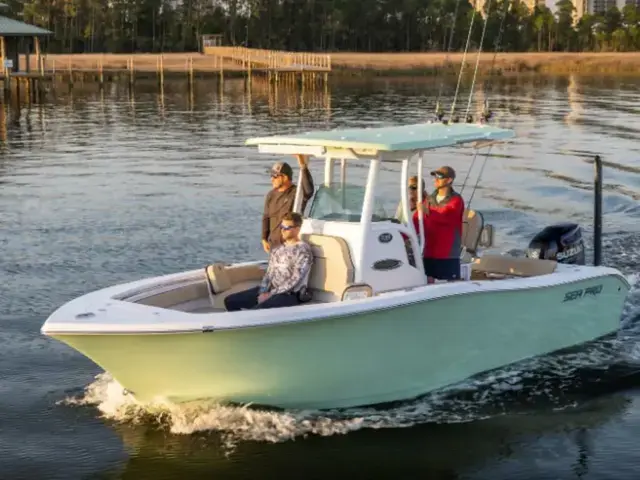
[128,255,582,317]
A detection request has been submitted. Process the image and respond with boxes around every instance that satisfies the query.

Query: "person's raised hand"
[295,154,308,168]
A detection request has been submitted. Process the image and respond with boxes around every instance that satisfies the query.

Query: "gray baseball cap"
[270,161,293,178]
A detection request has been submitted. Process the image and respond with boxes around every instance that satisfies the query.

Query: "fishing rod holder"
[434,102,445,122]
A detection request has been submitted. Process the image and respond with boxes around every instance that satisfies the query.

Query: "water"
[2,74,640,479]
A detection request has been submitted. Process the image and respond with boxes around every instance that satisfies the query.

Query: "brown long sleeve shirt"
[261,167,315,247]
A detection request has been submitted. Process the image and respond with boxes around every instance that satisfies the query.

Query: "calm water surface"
[2,74,640,479]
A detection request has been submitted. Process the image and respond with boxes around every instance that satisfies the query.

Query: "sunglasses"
[270,173,282,178]
[432,172,449,180]
[280,224,299,231]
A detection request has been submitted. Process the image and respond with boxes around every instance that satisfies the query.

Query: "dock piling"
[67,57,73,89]
[98,56,104,88]
[187,55,194,90]
[158,54,165,89]
[128,56,134,89]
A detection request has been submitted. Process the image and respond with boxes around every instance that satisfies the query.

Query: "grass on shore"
[329,52,640,75]
[24,51,640,77]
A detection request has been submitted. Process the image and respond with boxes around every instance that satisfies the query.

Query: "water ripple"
[1,74,640,479]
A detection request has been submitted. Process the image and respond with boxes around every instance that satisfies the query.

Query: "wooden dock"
[0,48,332,102]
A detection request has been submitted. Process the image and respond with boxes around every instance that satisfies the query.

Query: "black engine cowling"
[525,223,585,265]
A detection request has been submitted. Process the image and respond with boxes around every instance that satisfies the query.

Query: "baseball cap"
[270,161,293,178]
[430,166,456,179]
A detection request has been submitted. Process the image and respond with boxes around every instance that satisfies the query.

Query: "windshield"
[308,184,395,222]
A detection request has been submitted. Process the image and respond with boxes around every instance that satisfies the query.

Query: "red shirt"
[412,190,465,259]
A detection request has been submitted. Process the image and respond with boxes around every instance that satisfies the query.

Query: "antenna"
[593,155,602,266]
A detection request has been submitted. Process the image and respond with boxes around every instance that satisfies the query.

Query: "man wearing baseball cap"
[261,154,315,253]
[412,165,465,283]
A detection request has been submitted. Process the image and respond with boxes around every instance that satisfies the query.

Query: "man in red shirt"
[412,166,465,283]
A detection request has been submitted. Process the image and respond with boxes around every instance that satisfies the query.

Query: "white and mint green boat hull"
[42,265,630,410]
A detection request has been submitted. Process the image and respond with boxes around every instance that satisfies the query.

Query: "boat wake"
[59,274,640,451]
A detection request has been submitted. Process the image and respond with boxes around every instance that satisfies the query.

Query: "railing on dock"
[1,51,331,79]
[203,46,332,73]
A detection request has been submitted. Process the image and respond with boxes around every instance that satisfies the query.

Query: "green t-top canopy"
[246,122,516,153]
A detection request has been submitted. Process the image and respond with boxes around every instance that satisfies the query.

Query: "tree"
[555,0,576,51]
[13,0,640,54]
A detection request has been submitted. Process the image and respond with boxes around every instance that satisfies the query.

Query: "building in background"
[583,0,634,15]
[572,0,587,23]
[590,0,616,13]
[524,0,548,10]
[471,0,487,14]
[472,0,547,14]
[472,0,635,20]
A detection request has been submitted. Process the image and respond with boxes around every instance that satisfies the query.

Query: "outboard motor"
[525,223,585,265]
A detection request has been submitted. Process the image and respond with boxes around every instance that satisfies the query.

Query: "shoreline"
[24,52,640,78]
[329,52,640,75]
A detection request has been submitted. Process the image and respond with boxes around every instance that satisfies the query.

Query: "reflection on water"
[1,74,640,480]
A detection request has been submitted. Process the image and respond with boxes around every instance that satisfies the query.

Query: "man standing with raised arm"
[412,166,465,283]
[261,154,314,253]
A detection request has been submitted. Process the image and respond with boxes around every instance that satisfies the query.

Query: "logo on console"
[378,232,393,243]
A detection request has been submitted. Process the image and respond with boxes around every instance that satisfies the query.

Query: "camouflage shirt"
[259,241,314,295]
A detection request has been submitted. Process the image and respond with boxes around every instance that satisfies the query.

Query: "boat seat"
[462,209,484,256]
[204,263,266,310]
[302,233,356,302]
[471,254,557,277]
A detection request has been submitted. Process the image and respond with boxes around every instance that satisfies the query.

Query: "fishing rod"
[455,0,511,252]
[458,0,496,197]
[464,0,494,120]
[433,0,463,122]
[480,0,511,123]
[449,9,476,122]
[459,0,511,202]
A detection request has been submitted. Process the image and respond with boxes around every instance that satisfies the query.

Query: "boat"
[41,122,631,410]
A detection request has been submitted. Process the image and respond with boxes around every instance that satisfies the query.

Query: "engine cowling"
[525,223,585,265]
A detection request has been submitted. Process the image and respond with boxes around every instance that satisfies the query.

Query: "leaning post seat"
[461,208,495,263]
[301,233,373,302]
[461,209,484,257]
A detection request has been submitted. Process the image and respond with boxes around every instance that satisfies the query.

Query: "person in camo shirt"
[261,154,314,253]
[225,212,314,311]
